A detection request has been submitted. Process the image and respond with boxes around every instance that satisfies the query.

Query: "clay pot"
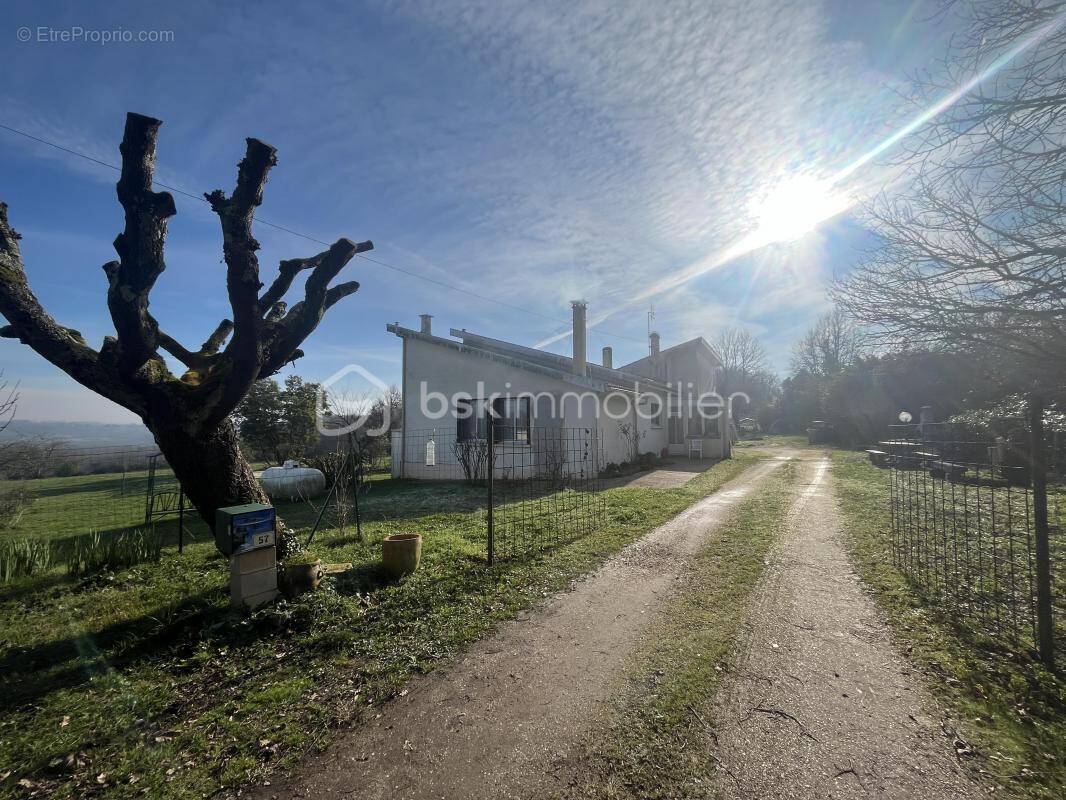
[382,533,422,579]
[279,560,323,598]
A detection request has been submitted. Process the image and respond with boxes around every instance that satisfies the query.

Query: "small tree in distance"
[236,375,322,463]
[714,326,777,423]
[0,369,15,436]
[236,379,284,462]
[0,113,372,549]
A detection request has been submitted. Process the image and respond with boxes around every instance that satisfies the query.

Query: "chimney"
[571,300,587,376]
[649,331,660,358]
[602,346,613,369]
[419,314,433,335]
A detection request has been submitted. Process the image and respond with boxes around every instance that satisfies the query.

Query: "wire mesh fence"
[390,424,608,561]
[488,425,606,562]
[882,423,1064,658]
[390,427,481,481]
[0,443,201,578]
[1,420,610,578]
[0,443,190,538]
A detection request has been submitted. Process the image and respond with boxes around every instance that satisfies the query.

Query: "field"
[0,453,762,799]
[2,467,187,538]
[0,462,393,578]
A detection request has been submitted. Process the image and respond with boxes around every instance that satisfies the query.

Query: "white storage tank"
[259,460,327,501]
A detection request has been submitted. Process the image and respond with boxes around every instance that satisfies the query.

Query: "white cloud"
[2,0,923,424]
[364,0,900,332]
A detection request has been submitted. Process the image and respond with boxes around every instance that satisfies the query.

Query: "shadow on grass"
[333,561,391,595]
[0,586,238,713]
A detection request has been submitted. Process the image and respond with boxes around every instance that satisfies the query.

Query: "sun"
[749,175,852,244]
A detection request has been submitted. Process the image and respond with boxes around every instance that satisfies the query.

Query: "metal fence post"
[487,416,495,565]
[178,487,185,554]
[1030,393,1055,668]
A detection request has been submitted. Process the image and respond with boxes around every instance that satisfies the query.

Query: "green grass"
[831,451,1066,800]
[0,468,181,541]
[569,460,798,799]
[0,454,763,799]
[0,467,396,578]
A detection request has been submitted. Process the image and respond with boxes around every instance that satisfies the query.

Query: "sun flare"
[749,175,852,244]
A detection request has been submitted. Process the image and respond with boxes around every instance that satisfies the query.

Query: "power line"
[0,121,647,346]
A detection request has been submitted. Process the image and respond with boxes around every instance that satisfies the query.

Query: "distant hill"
[0,420,154,447]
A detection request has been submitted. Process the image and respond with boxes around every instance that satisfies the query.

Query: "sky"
[0,0,954,423]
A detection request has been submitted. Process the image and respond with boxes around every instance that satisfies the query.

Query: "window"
[648,397,663,428]
[699,400,722,437]
[491,396,531,442]
[456,396,531,443]
[456,398,489,441]
[668,400,684,444]
[687,411,702,437]
[684,399,722,438]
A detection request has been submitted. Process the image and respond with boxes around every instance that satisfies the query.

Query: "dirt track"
[252,452,983,800]
[250,457,787,800]
[709,456,983,799]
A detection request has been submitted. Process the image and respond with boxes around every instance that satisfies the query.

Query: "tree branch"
[108,113,177,378]
[258,252,328,313]
[257,238,372,379]
[0,203,147,415]
[205,137,277,369]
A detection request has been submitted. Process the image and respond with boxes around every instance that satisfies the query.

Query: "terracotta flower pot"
[279,560,323,598]
[382,533,422,579]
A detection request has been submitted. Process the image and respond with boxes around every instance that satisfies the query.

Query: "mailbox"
[215,503,277,556]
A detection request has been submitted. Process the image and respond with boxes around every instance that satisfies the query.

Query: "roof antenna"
[647,303,656,353]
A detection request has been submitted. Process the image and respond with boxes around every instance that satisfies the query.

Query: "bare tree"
[0,370,18,477]
[0,370,15,436]
[834,1,1066,385]
[0,113,372,547]
[715,327,775,420]
[716,327,767,383]
[790,309,861,377]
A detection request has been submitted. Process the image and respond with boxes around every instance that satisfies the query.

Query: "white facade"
[387,315,727,480]
[621,338,731,459]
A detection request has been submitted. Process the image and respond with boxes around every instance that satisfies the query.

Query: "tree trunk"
[150,418,275,538]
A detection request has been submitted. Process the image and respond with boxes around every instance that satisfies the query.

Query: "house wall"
[395,337,670,479]
[625,344,728,459]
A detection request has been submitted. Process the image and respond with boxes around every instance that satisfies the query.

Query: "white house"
[387,302,730,480]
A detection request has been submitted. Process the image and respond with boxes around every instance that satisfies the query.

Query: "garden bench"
[864,449,889,467]
[928,460,966,481]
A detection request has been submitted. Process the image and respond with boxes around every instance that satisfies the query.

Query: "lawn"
[0,466,190,541]
[831,451,1066,800]
[0,453,763,799]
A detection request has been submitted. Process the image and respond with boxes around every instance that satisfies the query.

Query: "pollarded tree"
[0,113,372,547]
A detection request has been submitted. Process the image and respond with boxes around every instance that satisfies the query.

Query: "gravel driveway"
[248,458,788,800]
[709,456,983,799]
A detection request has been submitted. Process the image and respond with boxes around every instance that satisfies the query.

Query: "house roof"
[618,336,723,373]
[386,324,671,394]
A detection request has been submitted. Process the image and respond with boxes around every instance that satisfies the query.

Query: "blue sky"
[1,0,950,422]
